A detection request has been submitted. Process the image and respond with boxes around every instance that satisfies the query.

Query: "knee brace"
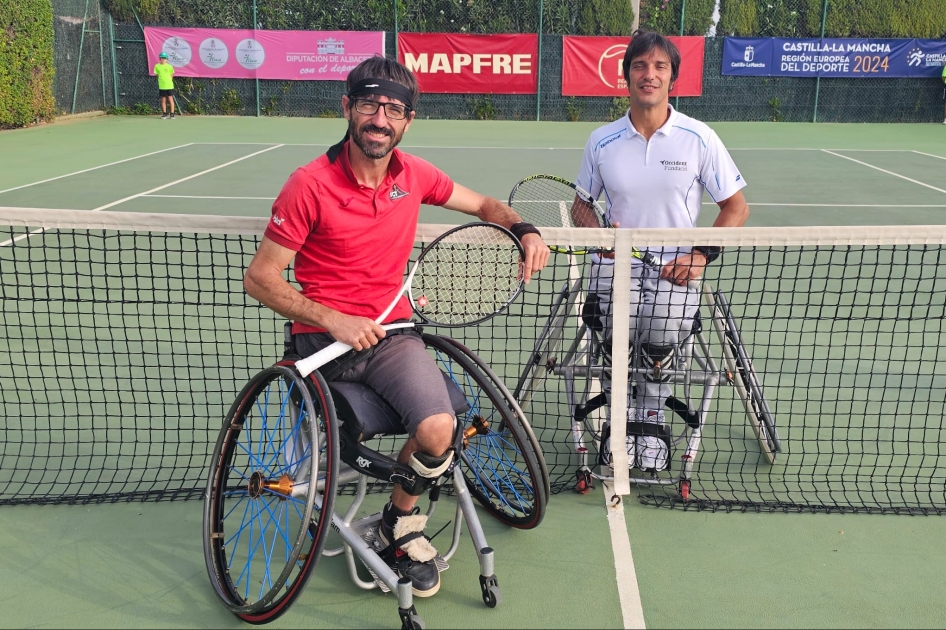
[639,342,675,383]
[399,449,455,496]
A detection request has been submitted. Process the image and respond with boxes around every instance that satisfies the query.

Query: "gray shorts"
[293,330,455,437]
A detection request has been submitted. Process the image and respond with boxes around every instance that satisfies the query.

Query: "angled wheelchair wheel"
[707,288,781,464]
[424,334,549,529]
[203,364,339,624]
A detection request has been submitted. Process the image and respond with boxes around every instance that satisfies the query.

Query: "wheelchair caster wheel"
[398,606,425,630]
[574,468,594,494]
[480,574,502,608]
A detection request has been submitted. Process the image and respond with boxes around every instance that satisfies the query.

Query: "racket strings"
[510,177,608,229]
[413,226,522,326]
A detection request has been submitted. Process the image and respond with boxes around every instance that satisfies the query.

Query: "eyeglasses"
[352,99,411,121]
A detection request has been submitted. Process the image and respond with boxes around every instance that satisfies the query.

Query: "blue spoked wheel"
[424,334,548,529]
[203,364,339,624]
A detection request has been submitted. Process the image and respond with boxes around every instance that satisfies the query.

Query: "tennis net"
[2,207,946,514]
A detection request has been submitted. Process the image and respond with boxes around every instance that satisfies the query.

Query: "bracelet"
[692,245,722,264]
[509,222,542,242]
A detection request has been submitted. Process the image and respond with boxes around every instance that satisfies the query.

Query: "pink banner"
[144,27,385,80]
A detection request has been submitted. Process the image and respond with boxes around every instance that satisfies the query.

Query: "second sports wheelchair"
[513,271,780,500]
[202,327,549,629]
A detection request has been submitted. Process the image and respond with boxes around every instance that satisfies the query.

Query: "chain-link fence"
[75,0,946,122]
[52,0,117,115]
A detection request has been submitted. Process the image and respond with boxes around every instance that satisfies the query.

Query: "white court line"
[701,202,946,207]
[92,145,285,211]
[144,194,276,200]
[602,479,646,629]
[0,144,194,195]
[913,150,946,161]
[821,150,946,196]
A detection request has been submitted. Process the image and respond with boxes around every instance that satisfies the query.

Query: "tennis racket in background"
[508,173,699,285]
[296,222,525,377]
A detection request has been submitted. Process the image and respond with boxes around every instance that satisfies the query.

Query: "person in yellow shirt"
[154,52,176,119]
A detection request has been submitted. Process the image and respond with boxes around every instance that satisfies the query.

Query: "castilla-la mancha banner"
[562,36,705,97]
[398,33,538,94]
[144,27,385,80]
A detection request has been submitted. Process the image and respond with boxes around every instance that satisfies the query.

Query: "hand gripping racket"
[509,174,701,288]
[296,222,525,377]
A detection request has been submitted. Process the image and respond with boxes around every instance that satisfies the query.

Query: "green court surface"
[2,114,946,629]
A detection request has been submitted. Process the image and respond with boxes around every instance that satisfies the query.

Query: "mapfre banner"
[144,27,385,80]
[398,33,538,94]
[562,36,705,97]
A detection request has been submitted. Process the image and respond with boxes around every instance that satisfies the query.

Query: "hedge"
[1,0,56,128]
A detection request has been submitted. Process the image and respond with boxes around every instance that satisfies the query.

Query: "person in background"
[154,52,176,119]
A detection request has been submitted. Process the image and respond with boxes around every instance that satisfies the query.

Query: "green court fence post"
[394,0,399,60]
[812,0,828,122]
[536,0,544,121]
[675,0,686,111]
[109,12,119,107]
[71,0,92,114]
[98,0,107,111]
[253,0,260,117]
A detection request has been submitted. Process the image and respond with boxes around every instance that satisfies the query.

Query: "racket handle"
[294,322,416,378]
[295,341,352,377]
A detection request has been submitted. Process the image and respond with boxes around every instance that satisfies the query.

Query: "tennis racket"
[296,222,525,377]
[508,174,699,284]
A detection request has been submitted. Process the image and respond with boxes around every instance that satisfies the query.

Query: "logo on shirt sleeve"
[389,184,410,200]
[272,215,284,226]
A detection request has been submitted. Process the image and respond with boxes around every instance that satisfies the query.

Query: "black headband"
[347,78,415,111]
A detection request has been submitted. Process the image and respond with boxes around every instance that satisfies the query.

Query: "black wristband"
[692,245,722,263]
[510,222,541,242]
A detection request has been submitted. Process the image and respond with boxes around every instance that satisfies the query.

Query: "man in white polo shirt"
[576,29,749,472]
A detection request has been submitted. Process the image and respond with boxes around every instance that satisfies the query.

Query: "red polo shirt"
[264,142,455,334]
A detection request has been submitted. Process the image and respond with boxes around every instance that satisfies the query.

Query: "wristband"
[510,222,542,242]
[692,245,721,264]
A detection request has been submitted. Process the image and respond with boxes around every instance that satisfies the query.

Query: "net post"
[610,229,633,496]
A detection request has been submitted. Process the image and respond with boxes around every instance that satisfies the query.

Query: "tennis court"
[2,114,946,628]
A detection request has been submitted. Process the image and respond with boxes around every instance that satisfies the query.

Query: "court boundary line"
[821,149,946,196]
[0,144,195,195]
[92,145,285,211]
[913,150,946,161]
[602,479,646,629]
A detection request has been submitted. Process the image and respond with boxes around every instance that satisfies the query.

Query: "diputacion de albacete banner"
[723,37,946,77]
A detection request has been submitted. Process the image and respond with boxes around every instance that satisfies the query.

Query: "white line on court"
[912,150,946,161]
[143,194,276,200]
[0,144,195,195]
[821,150,946,195]
[92,145,285,211]
[601,479,646,629]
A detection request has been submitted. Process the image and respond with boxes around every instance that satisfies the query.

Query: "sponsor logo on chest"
[390,183,410,200]
[660,160,688,172]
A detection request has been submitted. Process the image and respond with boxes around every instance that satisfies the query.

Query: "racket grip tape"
[295,341,353,377]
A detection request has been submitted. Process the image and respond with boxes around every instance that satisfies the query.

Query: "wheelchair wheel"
[424,334,549,529]
[708,288,781,464]
[203,364,339,624]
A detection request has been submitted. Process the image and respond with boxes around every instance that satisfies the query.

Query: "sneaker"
[635,434,669,471]
[378,510,441,597]
[943,119,946,125]
[170,113,176,119]
[160,113,168,119]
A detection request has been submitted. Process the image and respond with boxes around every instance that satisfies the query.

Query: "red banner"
[398,33,538,94]
[562,36,705,97]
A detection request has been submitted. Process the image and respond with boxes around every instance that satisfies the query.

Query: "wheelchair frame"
[203,332,548,629]
[513,270,780,500]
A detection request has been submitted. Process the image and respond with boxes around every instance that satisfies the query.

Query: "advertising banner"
[144,27,385,80]
[397,33,538,94]
[562,36,705,97]
[722,37,946,77]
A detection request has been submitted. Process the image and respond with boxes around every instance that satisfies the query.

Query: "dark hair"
[622,29,681,85]
[345,55,420,108]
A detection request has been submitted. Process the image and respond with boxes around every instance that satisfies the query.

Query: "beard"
[349,120,404,159]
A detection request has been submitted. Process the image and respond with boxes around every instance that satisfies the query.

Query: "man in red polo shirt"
[244,55,548,598]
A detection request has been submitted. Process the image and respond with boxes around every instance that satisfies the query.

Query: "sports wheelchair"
[513,271,780,500]
[203,327,549,629]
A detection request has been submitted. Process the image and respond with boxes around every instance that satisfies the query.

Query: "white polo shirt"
[576,105,746,264]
